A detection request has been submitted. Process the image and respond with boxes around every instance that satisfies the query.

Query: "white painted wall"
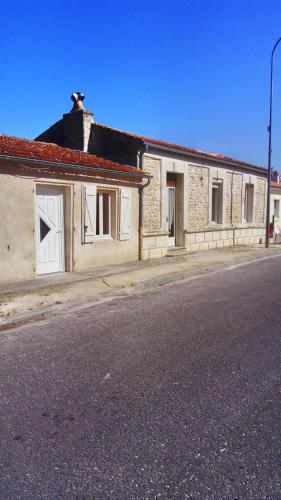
[270,187,281,230]
[0,161,139,283]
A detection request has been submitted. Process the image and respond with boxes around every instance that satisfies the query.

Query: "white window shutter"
[119,188,131,240]
[83,184,96,242]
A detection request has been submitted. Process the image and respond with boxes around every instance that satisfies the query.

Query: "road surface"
[0,256,280,498]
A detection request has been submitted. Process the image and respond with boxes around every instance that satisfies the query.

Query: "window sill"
[94,235,114,241]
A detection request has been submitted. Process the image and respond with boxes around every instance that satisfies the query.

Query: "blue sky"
[1,0,281,168]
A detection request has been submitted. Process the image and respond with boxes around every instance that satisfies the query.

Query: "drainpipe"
[138,143,151,260]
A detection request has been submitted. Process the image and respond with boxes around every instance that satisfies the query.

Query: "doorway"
[167,173,176,247]
[36,185,65,275]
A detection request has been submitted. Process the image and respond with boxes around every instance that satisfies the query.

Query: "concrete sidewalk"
[1,245,281,327]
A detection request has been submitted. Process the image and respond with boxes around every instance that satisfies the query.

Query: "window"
[211,180,223,224]
[274,199,280,219]
[83,185,131,243]
[96,191,112,238]
[244,184,254,223]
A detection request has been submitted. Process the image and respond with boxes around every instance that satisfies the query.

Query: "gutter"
[0,155,150,180]
[144,142,267,176]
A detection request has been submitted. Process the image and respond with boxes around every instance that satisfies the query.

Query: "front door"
[167,186,176,246]
[36,185,65,275]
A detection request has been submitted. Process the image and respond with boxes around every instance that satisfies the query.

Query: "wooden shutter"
[83,184,96,242]
[119,188,131,240]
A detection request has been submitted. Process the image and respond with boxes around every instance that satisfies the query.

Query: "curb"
[1,250,281,333]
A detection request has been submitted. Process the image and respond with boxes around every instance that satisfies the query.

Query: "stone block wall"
[141,234,168,260]
[225,172,243,225]
[184,169,266,254]
[256,178,266,224]
[185,227,265,253]
[143,156,161,231]
[187,165,209,229]
[141,152,267,260]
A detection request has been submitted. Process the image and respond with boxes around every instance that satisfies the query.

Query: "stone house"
[0,133,147,283]
[140,144,267,258]
[37,93,267,260]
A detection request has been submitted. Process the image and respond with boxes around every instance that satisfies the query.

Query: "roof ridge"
[94,122,266,172]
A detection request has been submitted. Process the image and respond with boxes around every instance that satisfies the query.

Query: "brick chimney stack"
[63,92,94,152]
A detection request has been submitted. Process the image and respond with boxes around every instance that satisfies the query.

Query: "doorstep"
[166,246,188,257]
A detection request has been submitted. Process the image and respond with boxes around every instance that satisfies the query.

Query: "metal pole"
[266,37,281,248]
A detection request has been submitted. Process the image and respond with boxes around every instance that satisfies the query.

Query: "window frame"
[211,180,223,224]
[83,184,128,244]
[95,189,114,240]
[244,183,254,223]
[274,199,280,219]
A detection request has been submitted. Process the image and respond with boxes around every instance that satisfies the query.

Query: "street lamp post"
[265,37,281,248]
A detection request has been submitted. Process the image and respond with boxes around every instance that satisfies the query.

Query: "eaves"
[143,142,267,177]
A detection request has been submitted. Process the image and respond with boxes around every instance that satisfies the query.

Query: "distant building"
[270,178,281,241]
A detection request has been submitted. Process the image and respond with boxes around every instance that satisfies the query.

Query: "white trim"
[83,184,96,243]
[119,188,131,240]
[96,190,112,238]
[211,179,223,224]
[94,235,113,241]
[274,199,280,218]
[36,185,65,275]
[167,186,176,246]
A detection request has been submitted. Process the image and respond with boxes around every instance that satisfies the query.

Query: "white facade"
[270,184,281,241]
[142,149,267,259]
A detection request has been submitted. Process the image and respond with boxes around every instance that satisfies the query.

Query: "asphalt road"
[0,256,281,499]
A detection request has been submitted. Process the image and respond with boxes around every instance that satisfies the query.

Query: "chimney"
[63,92,93,152]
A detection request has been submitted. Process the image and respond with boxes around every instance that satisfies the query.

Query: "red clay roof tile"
[0,134,143,176]
[271,181,281,189]
[96,122,266,173]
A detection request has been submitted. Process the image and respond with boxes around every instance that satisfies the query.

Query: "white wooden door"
[167,186,176,247]
[36,186,64,275]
